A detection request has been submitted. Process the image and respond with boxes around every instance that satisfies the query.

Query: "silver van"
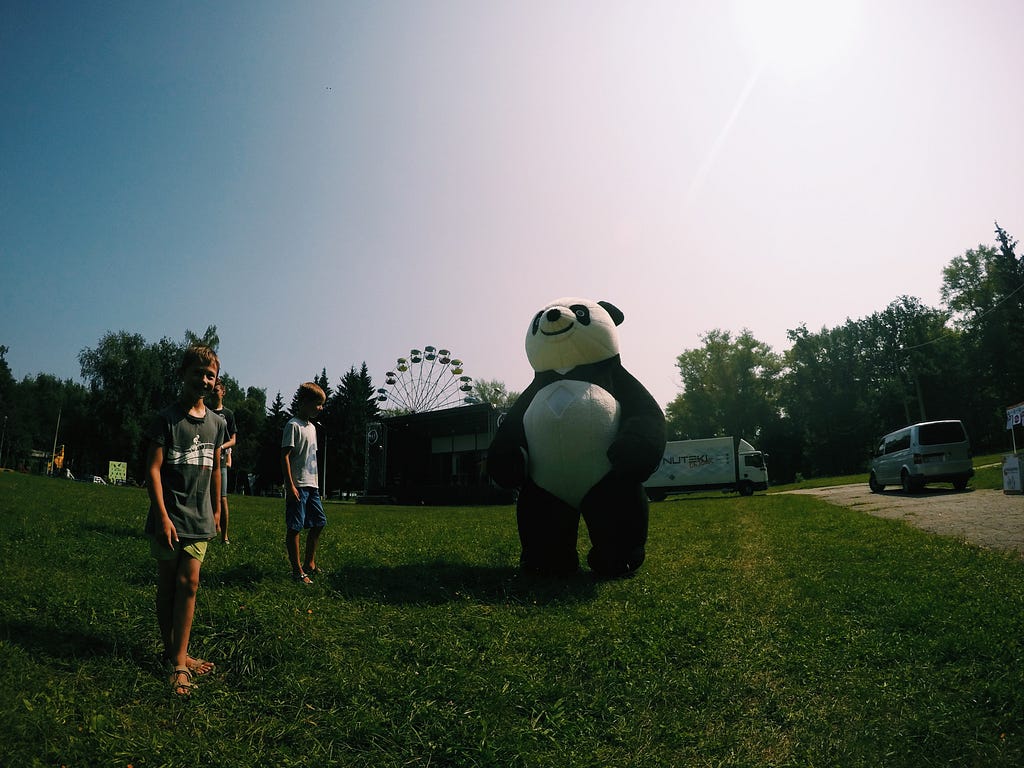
[868,420,974,493]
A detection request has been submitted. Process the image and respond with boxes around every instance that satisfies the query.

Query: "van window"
[918,422,967,445]
[885,434,910,453]
[743,454,763,469]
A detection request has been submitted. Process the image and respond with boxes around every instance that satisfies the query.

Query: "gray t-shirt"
[145,403,227,540]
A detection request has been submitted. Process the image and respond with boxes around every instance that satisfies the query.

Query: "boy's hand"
[160,518,178,549]
[288,484,300,501]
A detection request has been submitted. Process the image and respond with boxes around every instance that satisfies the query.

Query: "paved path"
[785,485,1024,555]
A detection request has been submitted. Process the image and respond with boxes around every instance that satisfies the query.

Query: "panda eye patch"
[569,304,591,326]
[531,311,543,335]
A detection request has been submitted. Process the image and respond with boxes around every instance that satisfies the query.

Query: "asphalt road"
[784,484,1024,555]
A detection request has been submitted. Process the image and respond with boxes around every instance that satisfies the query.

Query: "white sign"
[1006,402,1024,430]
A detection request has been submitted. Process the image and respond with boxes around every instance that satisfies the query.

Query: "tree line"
[1,223,1019,489]
[666,223,1023,482]
[0,327,380,496]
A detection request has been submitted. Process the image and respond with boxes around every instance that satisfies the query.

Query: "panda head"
[525,297,624,373]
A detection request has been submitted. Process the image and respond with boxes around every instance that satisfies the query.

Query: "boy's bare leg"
[157,553,202,667]
[156,557,178,654]
[303,526,324,572]
[286,529,304,575]
[221,497,230,542]
[171,555,201,667]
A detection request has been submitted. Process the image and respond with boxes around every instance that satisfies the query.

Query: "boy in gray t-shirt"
[144,344,227,697]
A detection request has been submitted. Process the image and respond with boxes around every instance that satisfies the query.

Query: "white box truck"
[644,437,768,500]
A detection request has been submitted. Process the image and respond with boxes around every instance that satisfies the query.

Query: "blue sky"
[2,0,1022,410]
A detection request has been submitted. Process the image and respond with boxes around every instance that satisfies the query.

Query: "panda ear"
[598,301,624,326]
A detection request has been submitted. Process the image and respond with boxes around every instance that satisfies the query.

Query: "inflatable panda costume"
[488,297,667,578]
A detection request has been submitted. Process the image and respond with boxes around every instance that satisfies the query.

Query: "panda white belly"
[523,379,621,509]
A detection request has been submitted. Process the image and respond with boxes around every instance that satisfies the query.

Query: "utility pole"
[50,408,61,476]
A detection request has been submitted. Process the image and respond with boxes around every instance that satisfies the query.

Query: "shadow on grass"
[1,620,149,668]
[205,561,273,589]
[325,561,600,606]
[652,493,756,504]
[82,522,147,539]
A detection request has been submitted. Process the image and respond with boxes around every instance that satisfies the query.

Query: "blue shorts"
[286,487,327,531]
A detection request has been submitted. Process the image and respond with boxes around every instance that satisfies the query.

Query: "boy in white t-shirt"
[281,382,326,584]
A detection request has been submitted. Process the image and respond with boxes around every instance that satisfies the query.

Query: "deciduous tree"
[471,379,520,409]
[667,329,781,441]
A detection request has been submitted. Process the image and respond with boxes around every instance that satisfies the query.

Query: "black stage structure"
[364,402,514,505]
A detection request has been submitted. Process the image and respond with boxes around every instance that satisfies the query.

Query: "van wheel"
[900,471,918,494]
[869,473,884,493]
[953,478,968,491]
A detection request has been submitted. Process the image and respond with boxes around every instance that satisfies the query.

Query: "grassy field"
[2,471,1023,767]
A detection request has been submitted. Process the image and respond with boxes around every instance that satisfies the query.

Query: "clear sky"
[2,0,1022,410]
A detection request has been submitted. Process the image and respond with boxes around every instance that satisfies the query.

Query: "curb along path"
[784,486,1024,555]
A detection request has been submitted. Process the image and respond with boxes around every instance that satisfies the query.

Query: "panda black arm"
[486,377,541,489]
[607,366,667,482]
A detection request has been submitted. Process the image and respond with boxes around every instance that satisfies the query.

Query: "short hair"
[295,381,326,404]
[180,345,219,375]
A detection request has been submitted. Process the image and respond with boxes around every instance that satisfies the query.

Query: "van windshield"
[918,422,966,445]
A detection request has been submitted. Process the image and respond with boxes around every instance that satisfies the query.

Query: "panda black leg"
[581,474,649,579]
[516,480,580,577]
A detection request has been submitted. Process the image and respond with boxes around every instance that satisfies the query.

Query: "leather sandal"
[170,666,194,697]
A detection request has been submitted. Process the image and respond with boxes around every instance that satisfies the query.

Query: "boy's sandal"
[170,666,194,697]
[304,565,325,577]
[294,572,313,584]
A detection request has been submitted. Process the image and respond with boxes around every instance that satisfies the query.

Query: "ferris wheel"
[376,346,474,413]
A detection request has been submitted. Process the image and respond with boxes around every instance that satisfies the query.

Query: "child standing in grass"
[281,382,326,584]
[206,378,237,544]
[144,344,228,697]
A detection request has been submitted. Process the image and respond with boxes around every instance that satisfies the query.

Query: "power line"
[901,277,1024,352]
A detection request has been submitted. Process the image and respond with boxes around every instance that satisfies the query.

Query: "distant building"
[365,402,513,505]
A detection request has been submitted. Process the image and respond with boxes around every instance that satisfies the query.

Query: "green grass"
[2,472,1024,767]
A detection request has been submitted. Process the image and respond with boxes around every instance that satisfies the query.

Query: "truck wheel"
[646,489,666,502]
[738,481,754,497]
[953,477,968,491]
[869,473,884,493]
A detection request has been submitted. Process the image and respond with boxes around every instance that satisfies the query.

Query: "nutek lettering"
[663,454,713,468]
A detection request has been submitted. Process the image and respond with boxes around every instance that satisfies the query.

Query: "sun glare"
[731,0,864,80]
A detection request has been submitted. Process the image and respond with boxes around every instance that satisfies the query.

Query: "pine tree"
[255,391,289,492]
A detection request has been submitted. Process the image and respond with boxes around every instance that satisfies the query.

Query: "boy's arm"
[281,446,299,500]
[146,442,177,549]
[211,445,222,530]
[222,428,237,468]
[222,431,237,468]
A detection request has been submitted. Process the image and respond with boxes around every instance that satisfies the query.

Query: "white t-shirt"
[281,417,318,488]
